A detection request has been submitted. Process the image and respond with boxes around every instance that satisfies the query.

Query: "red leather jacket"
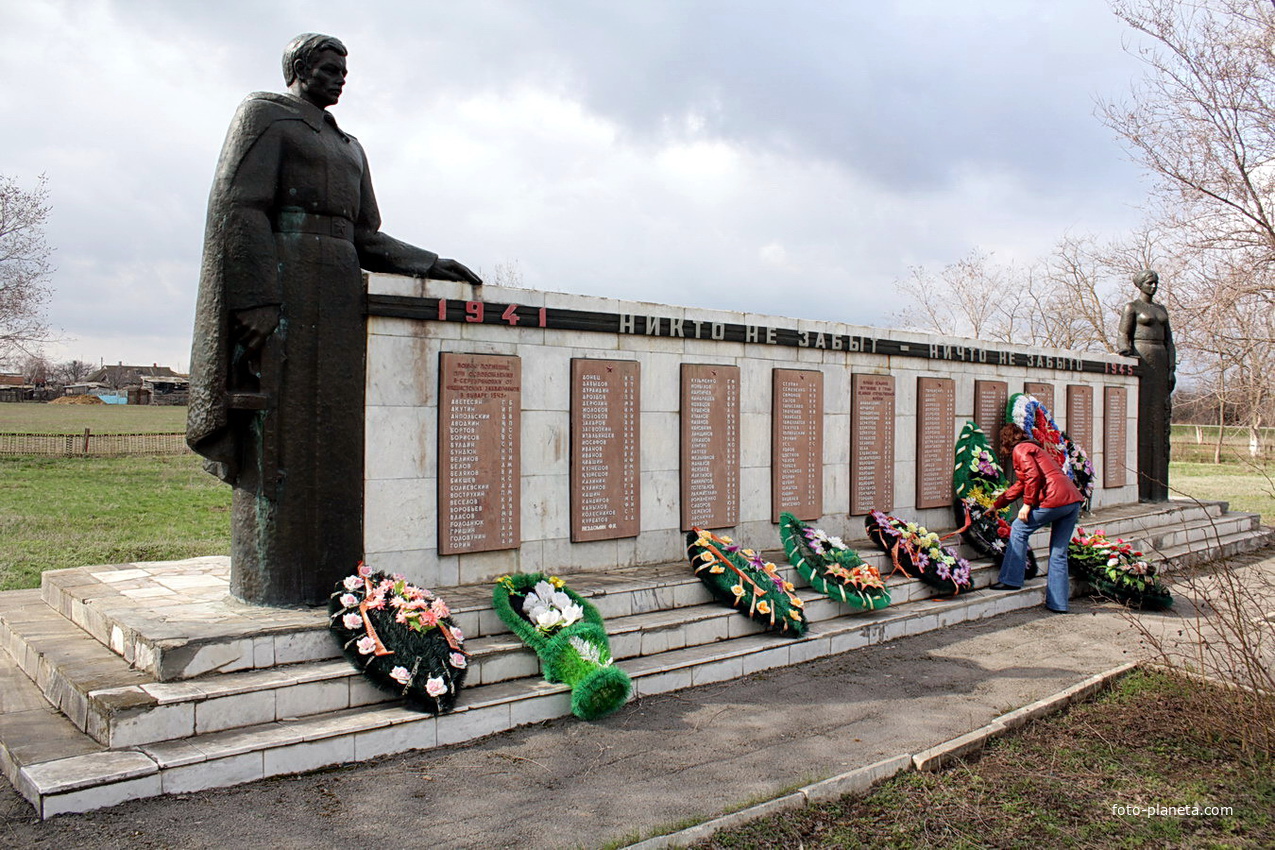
[993,442,1083,510]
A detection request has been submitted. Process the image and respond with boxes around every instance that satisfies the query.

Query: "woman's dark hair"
[998,423,1032,460]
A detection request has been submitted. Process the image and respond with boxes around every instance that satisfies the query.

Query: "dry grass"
[697,670,1273,849]
[0,403,187,434]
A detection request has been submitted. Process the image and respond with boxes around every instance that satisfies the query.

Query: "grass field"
[1170,461,1275,526]
[696,670,1273,849]
[0,403,187,434]
[0,453,229,591]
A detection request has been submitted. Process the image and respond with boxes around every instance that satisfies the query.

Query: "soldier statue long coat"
[188,91,440,606]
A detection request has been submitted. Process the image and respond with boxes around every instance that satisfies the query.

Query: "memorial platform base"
[1,501,1269,818]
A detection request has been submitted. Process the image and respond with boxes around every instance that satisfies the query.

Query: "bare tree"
[485,260,525,289]
[53,358,93,385]
[1100,0,1275,306]
[18,351,51,384]
[892,237,1142,353]
[1098,0,1275,466]
[1182,258,1274,458]
[890,249,1023,341]
[1026,233,1123,352]
[0,173,53,366]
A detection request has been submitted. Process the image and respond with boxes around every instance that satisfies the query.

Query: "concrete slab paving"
[3,546,1269,849]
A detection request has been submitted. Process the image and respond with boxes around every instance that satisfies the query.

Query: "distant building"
[86,363,185,390]
[137,375,190,406]
[79,363,190,405]
[64,382,107,396]
[0,374,34,403]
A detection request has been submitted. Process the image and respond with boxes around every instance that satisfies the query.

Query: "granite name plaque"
[571,359,640,542]
[916,377,956,509]
[850,373,895,515]
[974,380,1008,440]
[1024,381,1055,414]
[681,364,740,530]
[1104,386,1128,489]
[772,369,823,523]
[1067,385,1094,450]
[438,353,521,555]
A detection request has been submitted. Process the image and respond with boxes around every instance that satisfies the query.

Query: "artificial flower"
[389,666,412,685]
[425,676,448,697]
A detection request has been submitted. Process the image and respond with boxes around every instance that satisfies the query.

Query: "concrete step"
[38,558,333,681]
[0,629,106,805]
[3,552,1006,749]
[7,577,1049,819]
[1139,512,1264,555]
[29,543,907,682]
[1155,521,1275,568]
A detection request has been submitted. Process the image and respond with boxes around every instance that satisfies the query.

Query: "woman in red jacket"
[989,424,1084,612]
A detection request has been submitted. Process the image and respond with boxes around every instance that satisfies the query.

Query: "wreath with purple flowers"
[778,512,890,612]
[329,564,468,714]
[865,511,973,596]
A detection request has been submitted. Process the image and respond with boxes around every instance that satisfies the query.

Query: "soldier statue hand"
[431,258,483,285]
[233,305,281,353]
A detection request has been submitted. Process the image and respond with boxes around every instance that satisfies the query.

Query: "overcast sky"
[1,0,1152,372]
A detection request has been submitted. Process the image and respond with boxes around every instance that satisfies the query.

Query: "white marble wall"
[365,274,1140,587]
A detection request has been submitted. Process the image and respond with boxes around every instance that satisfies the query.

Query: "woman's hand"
[1018,505,1031,522]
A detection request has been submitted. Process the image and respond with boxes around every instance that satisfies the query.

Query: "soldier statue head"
[282,33,348,108]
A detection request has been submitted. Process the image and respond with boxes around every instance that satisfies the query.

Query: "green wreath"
[778,513,890,612]
[492,573,632,720]
[686,528,808,636]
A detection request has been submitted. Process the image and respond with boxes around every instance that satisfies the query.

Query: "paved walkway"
[2,549,1271,850]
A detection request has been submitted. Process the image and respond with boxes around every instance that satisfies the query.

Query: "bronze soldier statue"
[187,34,480,606]
[1117,269,1175,502]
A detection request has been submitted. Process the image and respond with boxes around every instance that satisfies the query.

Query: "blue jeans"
[998,501,1082,612]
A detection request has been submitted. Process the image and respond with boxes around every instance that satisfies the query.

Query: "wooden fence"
[0,430,190,457]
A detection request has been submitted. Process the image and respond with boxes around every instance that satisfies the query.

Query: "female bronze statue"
[1117,269,1175,502]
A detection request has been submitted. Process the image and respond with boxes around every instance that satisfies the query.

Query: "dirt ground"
[2,550,1270,850]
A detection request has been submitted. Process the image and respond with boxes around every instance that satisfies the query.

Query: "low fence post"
[82,427,91,454]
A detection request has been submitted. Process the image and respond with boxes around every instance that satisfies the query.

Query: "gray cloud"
[0,0,1148,370]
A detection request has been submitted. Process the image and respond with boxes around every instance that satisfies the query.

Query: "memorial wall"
[365,275,1140,588]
